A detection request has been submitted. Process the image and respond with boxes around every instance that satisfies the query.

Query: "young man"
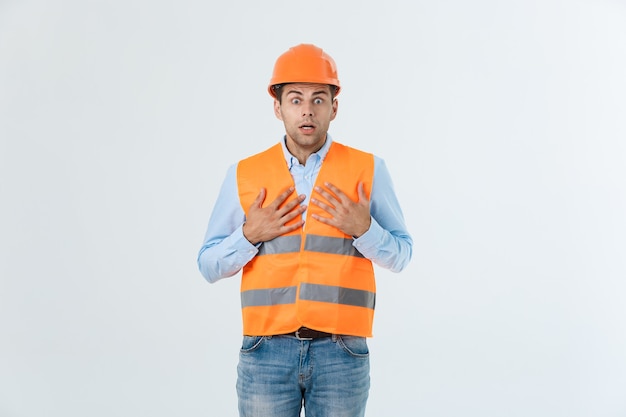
[197,43,413,417]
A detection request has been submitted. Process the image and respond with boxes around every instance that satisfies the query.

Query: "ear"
[330,98,338,121]
[273,99,283,120]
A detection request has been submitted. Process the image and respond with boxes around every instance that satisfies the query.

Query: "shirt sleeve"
[197,163,259,283]
[353,156,413,272]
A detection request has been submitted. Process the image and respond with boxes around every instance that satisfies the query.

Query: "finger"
[357,182,369,203]
[281,219,305,233]
[281,204,307,223]
[311,213,334,225]
[314,186,338,207]
[311,197,335,213]
[251,188,266,209]
[278,195,306,216]
[323,182,347,199]
[271,186,296,209]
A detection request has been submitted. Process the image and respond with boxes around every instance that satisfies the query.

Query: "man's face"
[274,83,338,157]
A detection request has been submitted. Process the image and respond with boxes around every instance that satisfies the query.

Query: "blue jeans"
[236,334,370,417]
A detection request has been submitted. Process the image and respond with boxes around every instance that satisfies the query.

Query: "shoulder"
[330,141,375,159]
[239,142,283,165]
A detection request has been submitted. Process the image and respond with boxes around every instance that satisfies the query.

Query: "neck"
[285,137,326,165]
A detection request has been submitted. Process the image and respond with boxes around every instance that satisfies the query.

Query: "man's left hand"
[310,181,371,238]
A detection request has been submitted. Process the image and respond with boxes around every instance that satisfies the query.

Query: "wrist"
[353,218,372,238]
[242,223,258,245]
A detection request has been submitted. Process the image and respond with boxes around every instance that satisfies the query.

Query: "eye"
[314,98,323,104]
[291,98,301,104]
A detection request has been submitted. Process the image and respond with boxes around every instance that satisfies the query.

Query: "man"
[197,43,413,417]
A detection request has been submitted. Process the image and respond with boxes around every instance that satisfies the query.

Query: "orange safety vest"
[237,141,376,337]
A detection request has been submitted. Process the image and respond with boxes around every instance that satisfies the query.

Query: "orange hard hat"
[268,44,341,98]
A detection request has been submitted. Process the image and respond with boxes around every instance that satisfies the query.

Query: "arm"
[197,164,258,283]
[355,157,413,272]
[310,157,413,273]
[197,164,308,283]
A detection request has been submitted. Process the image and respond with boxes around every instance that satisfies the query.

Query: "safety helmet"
[268,44,341,98]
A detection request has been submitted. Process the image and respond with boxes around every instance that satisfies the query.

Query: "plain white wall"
[1,0,626,416]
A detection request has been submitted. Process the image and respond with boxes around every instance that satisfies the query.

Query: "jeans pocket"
[240,336,266,353]
[337,335,369,358]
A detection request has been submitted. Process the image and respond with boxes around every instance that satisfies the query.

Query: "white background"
[2,0,626,416]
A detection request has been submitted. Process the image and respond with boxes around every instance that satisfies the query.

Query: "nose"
[302,103,313,117]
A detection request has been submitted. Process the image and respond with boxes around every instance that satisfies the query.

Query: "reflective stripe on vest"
[300,283,375,309]
[241,286,297,307]
[257,235,302,256]
[258,234,364,258]
[304,235,365,258]
[241,283,375,309]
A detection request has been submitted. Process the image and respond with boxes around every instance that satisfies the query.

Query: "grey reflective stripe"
[300,283,375,310]
[258,235,302,256]
[304,235,364,258]
[241,286,297,307]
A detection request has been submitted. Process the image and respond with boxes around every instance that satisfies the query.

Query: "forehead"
[283,83,332,95]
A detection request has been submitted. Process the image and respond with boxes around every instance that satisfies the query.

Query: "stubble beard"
[286,128,327,154]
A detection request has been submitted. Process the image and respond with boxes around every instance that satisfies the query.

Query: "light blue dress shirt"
[197,135,413,283]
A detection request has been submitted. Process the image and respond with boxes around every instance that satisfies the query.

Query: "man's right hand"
[242,187,306,245]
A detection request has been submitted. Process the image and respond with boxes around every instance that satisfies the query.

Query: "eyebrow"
[285,89,330,97]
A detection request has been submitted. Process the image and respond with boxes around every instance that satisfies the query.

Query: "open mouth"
[299,123,315,132]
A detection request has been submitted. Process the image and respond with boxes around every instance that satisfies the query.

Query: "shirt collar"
[281,134,333,169]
